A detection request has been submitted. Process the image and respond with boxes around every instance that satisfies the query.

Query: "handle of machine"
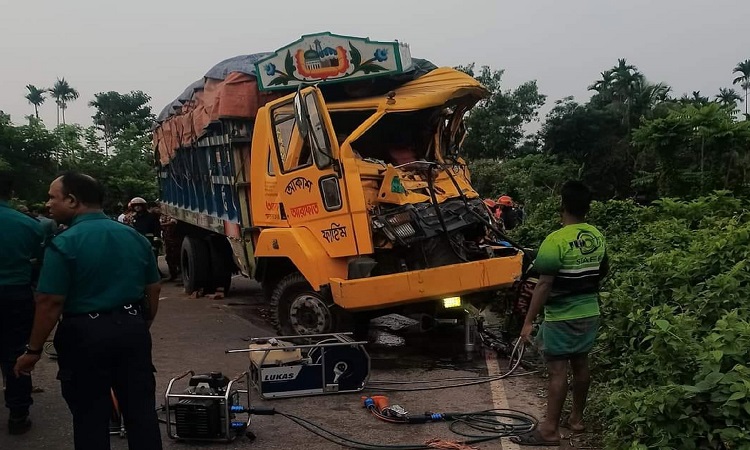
[173,370,194,381]
[230,371,248,383]
[227,341,369,354]
[165,370,194,397]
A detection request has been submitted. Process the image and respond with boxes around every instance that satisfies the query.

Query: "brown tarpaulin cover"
[153,73,282,166]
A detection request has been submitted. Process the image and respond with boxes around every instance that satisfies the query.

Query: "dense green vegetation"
[2,57,749,448]
[1,86,157,212]
[592,195,750,449]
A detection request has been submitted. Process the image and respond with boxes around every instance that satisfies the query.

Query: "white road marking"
[485,350,521,450]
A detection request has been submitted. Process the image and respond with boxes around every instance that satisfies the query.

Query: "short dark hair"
[60,172,104,206]
[561,180,592,218]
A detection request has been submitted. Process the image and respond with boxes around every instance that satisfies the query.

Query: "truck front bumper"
[329,253,524,310]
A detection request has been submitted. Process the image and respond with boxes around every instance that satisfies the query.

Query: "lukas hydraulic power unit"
[164,371,254,442]
[227,332,370,399]
[163,334,369,442]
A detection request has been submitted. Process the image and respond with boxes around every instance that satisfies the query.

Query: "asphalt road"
[1,264,566,450]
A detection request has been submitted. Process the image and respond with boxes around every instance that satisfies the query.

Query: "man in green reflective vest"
[514,181,608,446]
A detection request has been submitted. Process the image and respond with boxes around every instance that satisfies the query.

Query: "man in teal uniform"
[0,173,43,434]
[513,181,608,446]
[14,172,163,450]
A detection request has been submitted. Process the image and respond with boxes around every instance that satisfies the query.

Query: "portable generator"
[164,370,251,442]
[227,332,370,399]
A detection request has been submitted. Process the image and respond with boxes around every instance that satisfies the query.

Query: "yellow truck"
[154,33,524,335]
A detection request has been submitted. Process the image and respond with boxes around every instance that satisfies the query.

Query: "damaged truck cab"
[155,33,523,336]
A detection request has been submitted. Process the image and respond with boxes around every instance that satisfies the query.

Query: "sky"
[1,0,748,128]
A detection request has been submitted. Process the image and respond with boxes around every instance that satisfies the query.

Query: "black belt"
[62,303,141,319]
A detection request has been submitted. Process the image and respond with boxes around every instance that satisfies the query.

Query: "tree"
[632,103,750,197]
[631,80,671,119]
[49,78,79,126]
[588,59,670,130]
[54,123,157,211]
[732,59,750,115]
[541,97,631,198]
[0,97,158,212]
[715,87,742,111]
[0,115,59,200]
[24,85,46,119]
[587,70,615,97]
[89,91,154,154]
[456,63,546,160]
[469,153,578,205]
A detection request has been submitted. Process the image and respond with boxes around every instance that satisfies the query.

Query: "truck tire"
[270,273,347,336]
[181,237,210,294]
[208,238,234,295]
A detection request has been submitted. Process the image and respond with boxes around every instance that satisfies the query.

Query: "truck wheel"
[208,238,234,295]
[181,237,210,294]
[270,273,340,336]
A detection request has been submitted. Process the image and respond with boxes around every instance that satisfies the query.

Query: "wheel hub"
[288,294,332,334]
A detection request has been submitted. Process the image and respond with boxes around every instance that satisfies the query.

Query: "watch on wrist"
[25,345,42,356]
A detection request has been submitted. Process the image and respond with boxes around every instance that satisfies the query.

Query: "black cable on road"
[276,408,537,450]
[366,338,529,392]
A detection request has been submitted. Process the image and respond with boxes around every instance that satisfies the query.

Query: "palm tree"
[715,88,742,111]
[633,80,671,118]
[611,59,638,93]
[610,59,643,130]
[588,70,615,93]
[48,78,79,126]
[24,85,46,119]
[692,91,710,104]
[48,80,64,126]
[732,59,750,115]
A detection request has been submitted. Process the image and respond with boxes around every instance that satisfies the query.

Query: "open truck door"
[267,87,359,258]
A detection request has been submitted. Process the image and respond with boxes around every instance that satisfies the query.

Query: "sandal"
[562,414,586,433]
[510,430,560,446]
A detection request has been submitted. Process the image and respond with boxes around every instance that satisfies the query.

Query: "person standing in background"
[33,206,58,243]
[514,181,608,446]
[159,213,181,281]
[14,172,163,450]
[130,197,164,278]
[0,173,43,435]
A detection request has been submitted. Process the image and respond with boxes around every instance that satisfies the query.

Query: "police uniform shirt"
[0,201,44,286]
[36,212,160,314]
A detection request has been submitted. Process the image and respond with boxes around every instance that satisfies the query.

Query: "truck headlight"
[442,297,461,308]
[386,212,416,239]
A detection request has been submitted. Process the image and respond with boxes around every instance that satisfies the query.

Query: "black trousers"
[0,285,34,417]
[55,309,162,450]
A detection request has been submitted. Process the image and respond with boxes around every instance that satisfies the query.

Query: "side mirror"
[293,92,309,138]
